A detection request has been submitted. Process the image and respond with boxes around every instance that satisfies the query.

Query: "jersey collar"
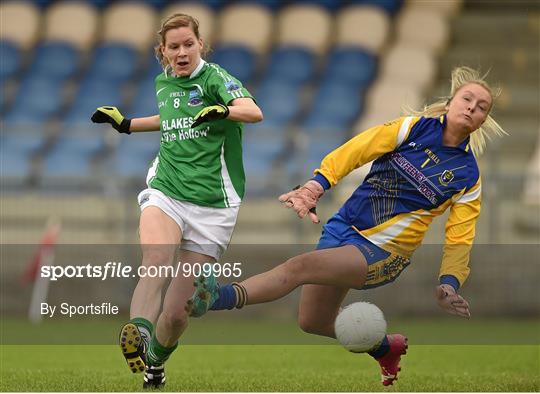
[189,59,206,79]
[168,59,206,79]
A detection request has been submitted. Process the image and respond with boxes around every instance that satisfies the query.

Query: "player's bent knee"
[142,248,173,267]
[283,254,311,283]
[297,315,315,334]
[297,315,327,335]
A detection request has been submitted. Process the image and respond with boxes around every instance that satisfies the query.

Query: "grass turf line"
[1,344,538,391]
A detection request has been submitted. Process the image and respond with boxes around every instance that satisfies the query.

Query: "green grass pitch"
[0,318,538,391]
[1,344,538,391]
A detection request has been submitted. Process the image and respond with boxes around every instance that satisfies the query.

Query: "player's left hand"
[192,104,230,127]
[436,284,471,318]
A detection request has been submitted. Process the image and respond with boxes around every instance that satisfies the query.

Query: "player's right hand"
[279,180,324,224]
[91,106,131,134]
[435,284,471,318]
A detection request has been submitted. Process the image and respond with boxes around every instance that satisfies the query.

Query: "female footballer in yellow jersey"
[187,66,507,386]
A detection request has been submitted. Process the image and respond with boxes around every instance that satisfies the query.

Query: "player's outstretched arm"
[279,180,324,224]
[435,284,471,318]
[91,106,160,133]
[130,115,160,132]
[192,98,263,128]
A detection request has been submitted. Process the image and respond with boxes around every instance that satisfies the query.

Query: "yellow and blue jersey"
[312,115,481,289]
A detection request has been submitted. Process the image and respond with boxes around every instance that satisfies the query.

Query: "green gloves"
[192,104,229,128]
[91,106,131,134]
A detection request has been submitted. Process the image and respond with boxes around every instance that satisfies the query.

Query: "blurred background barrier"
[1,0,539,319]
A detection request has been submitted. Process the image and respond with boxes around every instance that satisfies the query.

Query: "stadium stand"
[0,1,40,50]
[102,2,157,50]
[217,3,273,54]
[276,4,332,55]
[209,3,273,83]
[335,5,391,55]
[395,6,450,54]
[43,1,99,50]
[162,3,216,44]
[0,0,538,250]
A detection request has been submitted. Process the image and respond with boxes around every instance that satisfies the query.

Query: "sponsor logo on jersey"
[187,89,203,107]
[162,117,193,131]
[162,128,209,142]
[390,153,439,205]
[439,169,454,186]
[224,80,240,93]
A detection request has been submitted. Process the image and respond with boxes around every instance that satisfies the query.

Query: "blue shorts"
[316,213,410,289]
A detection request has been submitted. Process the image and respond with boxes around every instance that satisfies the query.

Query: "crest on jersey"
[224,80,240,93]
[187,89,203,107]
[439,170,454,186]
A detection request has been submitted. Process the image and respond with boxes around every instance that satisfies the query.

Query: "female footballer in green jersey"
[186,66,507,386]
[91,13,262,388]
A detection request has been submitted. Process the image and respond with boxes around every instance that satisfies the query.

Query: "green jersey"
[147,60,254,208]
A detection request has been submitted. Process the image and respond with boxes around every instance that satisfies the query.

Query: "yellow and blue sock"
[210,282,248,310]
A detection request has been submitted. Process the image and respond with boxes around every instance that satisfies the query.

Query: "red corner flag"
[22,218,61,323]
[21,218,61,285]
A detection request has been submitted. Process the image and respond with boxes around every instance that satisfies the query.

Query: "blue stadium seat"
[1,129,46,181]
[210,45,257,83]
[146,49,163,80]
[265,46,316,85]
[255,79,302,128]
[1,150,32,181]
[1,129,46,156]
[41,134,104,180]
[351,0,403,15]
[243,124,290,195]
[128,77,159,118]
[112,133,161,179]
[65,79,123,124]
[41,151,93,179]
[31,0,55,8]
[86,0,112,9]
[325,47,377,87]
[30,42,80,81]
[85,43,139,84]
[4,75,63,124]
[302,81,363,131]
[0,41,21,82]
[243,125,286,166]
[292,0,345,12]
[286,128,346,183]
[236,0,283,11]
[143,0,168,9]
[198,0,226,10]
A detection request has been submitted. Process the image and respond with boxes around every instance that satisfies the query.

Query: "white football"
[335,302,387,353]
